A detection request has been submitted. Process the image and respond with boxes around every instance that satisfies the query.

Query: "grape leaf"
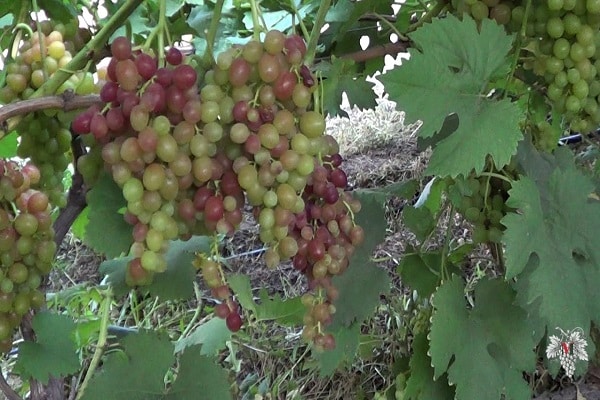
[317,57,377,117]
[402,205,435,242]
[85,172,132,258]
[100,236,210,300]
[82,331,174,400]
[174,318,231,355]
[228,274,257,313]
[404,333,454,400]
[502,161,600,345]
[71,207,89,240]
[37,0,77,23]
[0,1,20,19]
[330,190,390,327]
[16,312,80,384]
[379,15,522,177]
[255,289,304,325]
[397,251,441,298]
[0,132,18,158]
[429,276,535,400]
[314,323,361,376]
[149,236,210,300]
[165,346,232,400]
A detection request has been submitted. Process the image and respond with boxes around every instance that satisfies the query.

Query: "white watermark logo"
[545,327,588,379]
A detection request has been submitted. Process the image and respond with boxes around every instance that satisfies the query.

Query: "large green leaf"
[314,323,361,376]
[502,156,600,357]
[404,333,454,400]
[174,318,231,355]
[379,15,522,177]
[318,57,377,117]
[330,190,390,327]
[82,331,174,400]
[429,277,536,400]
[85,172,132,258]
[16,312,80,384]
[164,346,232,400]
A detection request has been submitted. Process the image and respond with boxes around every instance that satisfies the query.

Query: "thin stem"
[203,0,225,65]
[439,205,455,282]
[249,0,262,40]
[504,0,532,98]
[76,289,113,400]
[0,370,22,400]
[180,283,203,338]
[305,0,332,65]
[371,12,408,41]
[288,0,310,41]
[32,0,141,98]
[407,0,447,32]
[479,171,513,183]
[158,0,166,62]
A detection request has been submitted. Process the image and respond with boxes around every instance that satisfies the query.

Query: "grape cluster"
[74,31,364,349]
[510,1,600,135]
[450,173,512,244]
[0,161,56,353]
[450,0,514,25]
[409,306,432,335]
[0,21,95,207]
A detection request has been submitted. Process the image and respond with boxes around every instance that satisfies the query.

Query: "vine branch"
[0,94,102,128]
[0,370,22,400]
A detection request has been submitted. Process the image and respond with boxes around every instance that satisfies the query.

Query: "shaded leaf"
[16,312,79,384]
[174,318,231,355]
[404,333,454,400]
[82,331,174,400]
[85,172,132,258]
[165,346,232,400]
[379,15,521,177]
[429,276,536,400]
[314,323,361,376]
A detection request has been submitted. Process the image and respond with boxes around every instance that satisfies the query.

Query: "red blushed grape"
[155,67,173,86]
[244,134,261,154]
[215,303,231,318]
[100,81,118,102]
[193,187,214,211]
[323,184,339,204]
[258,54,281,83]
[273,71,297,100]
[307,239,325,261]
[284,35,307,58]
[111,36,132,60]
[72,111,92,134]
[90,113,109,140]
[229,58,251,87]
[264,30,285,54]
[115,59,139,91]
[233,101,249,122]
[141,83,167,113]
[166,86,187,113]
[27,192,49,214]
[226,311,243,332]
[106,107,125,132]
[166,47,183,65]
[138,127,159,153]
[330,169,348,188]
[135,53,157,80]
[172,64,197,90]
